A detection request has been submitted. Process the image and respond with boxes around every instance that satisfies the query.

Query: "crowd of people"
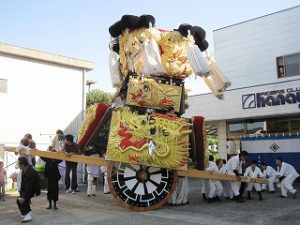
[199,151,299,204]
[7,131,110,223]
[1,131,299,222]
[168,151,299,206]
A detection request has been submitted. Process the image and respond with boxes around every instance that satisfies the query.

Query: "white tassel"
[133,40,164,76]
[109,50,122,88]
[187,45,211,77]
[186,31,211,77]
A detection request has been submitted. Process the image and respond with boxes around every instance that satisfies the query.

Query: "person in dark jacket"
[62,134,81,194]
[16,156,40,223]
[41,153,62,210]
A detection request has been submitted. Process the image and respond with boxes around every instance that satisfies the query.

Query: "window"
[227,117,300,139]
[246,121,265,134]
[228,122,245,135]
[267,120,289,133]
[291,120,300,132]
[277,53,300,78]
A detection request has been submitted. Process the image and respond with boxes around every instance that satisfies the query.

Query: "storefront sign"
[242,87,300,109]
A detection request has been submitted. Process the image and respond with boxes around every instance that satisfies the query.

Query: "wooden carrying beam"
[5,147,265,183]
[5,147,111,167]
[177,169,266,184]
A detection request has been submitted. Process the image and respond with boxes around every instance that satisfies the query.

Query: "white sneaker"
[66,189,71,193]
[21,212,32,223]
[22,212,32,218]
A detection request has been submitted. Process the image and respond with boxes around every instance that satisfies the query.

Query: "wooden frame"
[5,147,265,184]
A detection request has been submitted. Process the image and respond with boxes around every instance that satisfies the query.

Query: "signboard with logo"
[186,80,300,121]
[241,135,300,171]
[242,87,300,109]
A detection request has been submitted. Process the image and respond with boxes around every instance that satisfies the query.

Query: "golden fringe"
[77,104,97,143]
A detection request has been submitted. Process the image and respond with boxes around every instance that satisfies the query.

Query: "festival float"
[6,14,264,211]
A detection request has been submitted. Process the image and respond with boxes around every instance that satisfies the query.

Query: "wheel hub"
[136,168,150,182]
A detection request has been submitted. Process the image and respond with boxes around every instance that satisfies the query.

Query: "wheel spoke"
[126,164,138,172]
[149,170,162,175]
[123,175,137,181]
[143,182,149,195]
[131,181,140,193]
[148,178,159,187]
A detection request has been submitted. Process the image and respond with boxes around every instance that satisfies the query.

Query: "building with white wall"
[0,42,94,184]
[185,6,300,168]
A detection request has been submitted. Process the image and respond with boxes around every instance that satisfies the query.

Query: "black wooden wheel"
[107,163,177,211]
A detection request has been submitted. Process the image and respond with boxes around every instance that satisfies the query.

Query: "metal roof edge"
[0,42,95,71]
[213,5,300,32]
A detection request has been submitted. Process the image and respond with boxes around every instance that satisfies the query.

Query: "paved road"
[0,179,299,225]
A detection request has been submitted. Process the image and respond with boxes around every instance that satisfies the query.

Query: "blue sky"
[1,0,299,94]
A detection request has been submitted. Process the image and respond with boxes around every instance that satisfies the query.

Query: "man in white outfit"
[86,154,101,197]
[169,152,189,205]
[275,157,299,198]
[219,159,233,199]
[169,176,189,205]
[225,151,248,202]
[261,163,277,193]
[244,160,263,201]
[206,156,223,202]
[100,165,110,194]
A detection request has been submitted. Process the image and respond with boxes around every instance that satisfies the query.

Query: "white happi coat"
[244,166,263,191]
[219,165,233,199]
[225,155,241,196]
[262,166,276,192]
[278,162,299,178]
[206,161,222,198]
[225,155,241,174]
[277,162,299,197]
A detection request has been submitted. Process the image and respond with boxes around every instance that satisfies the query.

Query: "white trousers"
[101,166,110,193]
[87,174,97,195]
[280,175,298,197]
[247,183,262,191]
[227,172,241,197]
[170,177,189,204]
[208,180,223,198]
[201,179,209,195]
[221,181,233,199]
[261,176,275,192]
